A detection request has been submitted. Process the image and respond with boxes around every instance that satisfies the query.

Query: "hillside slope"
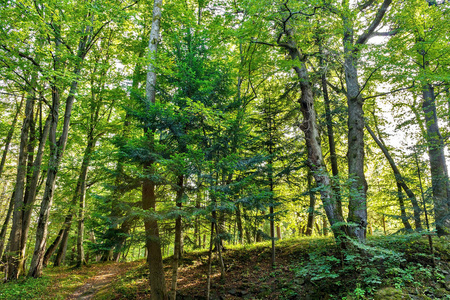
[1,235,449,300]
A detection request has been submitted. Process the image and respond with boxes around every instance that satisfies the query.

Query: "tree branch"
[0,45,42,70]
[363,83,415,101]
[356,0,392,46]
[355,65,382,99]
[251,40,277,47]
[358,0,376,11]
[371,29,398,37]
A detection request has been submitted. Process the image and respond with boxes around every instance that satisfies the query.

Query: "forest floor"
[1,235,449,300]
[66,263,132,300]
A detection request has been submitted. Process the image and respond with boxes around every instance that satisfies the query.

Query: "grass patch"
[0,276,52,300]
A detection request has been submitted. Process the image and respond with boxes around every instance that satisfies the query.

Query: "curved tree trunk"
[0,95,24,179]
[397,183,413,231]
[0,190,15,260]
[281,31,347,240]
[365,124,422,230]
[42,228,64,267]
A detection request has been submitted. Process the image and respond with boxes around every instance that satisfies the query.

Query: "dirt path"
[67,263,123,300]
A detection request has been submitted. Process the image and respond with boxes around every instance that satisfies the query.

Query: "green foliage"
[287,234,448,299]
[0,276,52,300]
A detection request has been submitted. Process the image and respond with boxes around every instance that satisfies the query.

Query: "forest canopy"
[0,0,449,298]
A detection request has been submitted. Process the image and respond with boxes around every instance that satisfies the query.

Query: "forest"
[0,0,449,299]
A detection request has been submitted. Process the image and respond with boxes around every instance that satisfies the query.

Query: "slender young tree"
[142,0,168,299]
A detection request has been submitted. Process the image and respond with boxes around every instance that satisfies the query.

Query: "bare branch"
[355,65,382,99]
[371,29,398,37]
[0,45,42,70]
[363,83,415,101]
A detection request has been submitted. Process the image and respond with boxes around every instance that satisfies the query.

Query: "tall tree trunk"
[343,49,367,241]
[268,141,275,266]
[236,203,243,244]
[29,18,93,277]
[0,190,15,260]
[323,215,328,236]
[206,220,214,300]
[422,84,449,236]
[306,170,316,236]
[29,69,83,278]
[54,227,70,266]
[76,180,87,267]
[365,124,422,230]
[194,188,201,249]
[76,138,94,267]
[143,172,167,300]
[171,175,183,300]
[280,30,347,241]
[342,0,392,242]
[42,228,64,267]
[397,183,413,231]
[213,210,225,279]
[143,1,167,298]
[319,44,343,217]
[17,117,51,270]
[7,82,36,279]
[0,96,24,179]
[28,78,61,278]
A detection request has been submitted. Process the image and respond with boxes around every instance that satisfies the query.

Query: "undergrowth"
[1,235,449,300]
[0,275,51,300]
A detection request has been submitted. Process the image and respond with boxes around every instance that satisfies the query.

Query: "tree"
[142,0,168,298]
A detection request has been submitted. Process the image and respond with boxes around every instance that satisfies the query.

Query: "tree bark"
[422,84,449,236]
[341,0,392,241]
[143,171,167,300]
[143,1,167,298]
[0,190,15,260]
[7,82,36,279]
[171,175,183,300]
[319,44,343,218]
[76,137,95,267]
[306,170,316,236]
[397,183,413,231]
[29,18,94,277]
[236,203,243,244]
[0,96,24,179]
[343,49,368,241]
[280,30,347,240]
[206,220,214,300]
[17,117,51,270]
[42,228,64,267]
[54,227,70,266]
[28,77,62,278]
